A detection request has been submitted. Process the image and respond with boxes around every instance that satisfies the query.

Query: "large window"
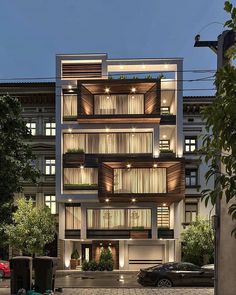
[45,195,57,214]
[45,122,56,136]
[63,94,77,118]
[185,202,198,224]
[114,168,166,193]
[64,132,152,154]
[185,169,198,187]
[157,206,170,228]
[45,159,55,175]
[65,205,81,229]
[26,122,36,136]
[94,94,144,115]
[64,168,98,186]
[185,136,197,152]
[87,208,151,229]
[159,140,170,151]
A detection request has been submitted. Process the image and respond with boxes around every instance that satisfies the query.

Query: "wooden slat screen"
[62,63,102,79]
[144,81,161,114]
[167,162,185,194]
[80,85,93,115]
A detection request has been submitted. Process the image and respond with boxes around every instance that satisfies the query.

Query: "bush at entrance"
[88,260,98,271]
[82,260,89,271]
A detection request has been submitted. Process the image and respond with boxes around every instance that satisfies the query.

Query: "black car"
[137,262,214,287]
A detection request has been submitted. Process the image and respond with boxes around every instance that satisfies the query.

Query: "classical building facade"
[0,57,214,269]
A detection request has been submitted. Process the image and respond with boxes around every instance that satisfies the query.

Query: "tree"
[181,219,214,266]
[200,1,236,236]
[5,198,56,256]
[0,95,40,246]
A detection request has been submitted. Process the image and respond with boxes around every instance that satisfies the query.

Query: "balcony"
[65,229,81,239]
[77,79,161,123]
[158,229,174,239]
[87,229,152,239]
[98,157,185,203]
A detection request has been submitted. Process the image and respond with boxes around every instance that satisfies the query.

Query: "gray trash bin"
[33,256,57,293]
[10,256,32,295]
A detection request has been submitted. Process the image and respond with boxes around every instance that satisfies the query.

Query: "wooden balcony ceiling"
[79,79,158,94]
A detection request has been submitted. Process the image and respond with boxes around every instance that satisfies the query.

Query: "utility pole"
[194,30,236,295]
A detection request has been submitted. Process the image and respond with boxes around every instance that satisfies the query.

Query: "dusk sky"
[0,0,231,95]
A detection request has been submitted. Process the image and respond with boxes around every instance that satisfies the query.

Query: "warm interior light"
[126,163,131,168]
[163,203,167,206]
[132,198,136,202]
[131,87,136,93]
[119,65,124,70]
[162,99,167,104]
[68,85,72,89]
[132,127,136,132]
[162,135,167,139]
[106,96,110,99]
[105,198,110,203]
[142,64,146,69]
[68,128,72,133]
[80,165,84,169]
[68,198,72,202]
[164,64,168,69]
[153,163,158,168]
[105,87,110,93]
[106,128,109,132]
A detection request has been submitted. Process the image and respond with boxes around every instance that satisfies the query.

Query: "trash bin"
[10,256,33,295]
[33,256,57,293]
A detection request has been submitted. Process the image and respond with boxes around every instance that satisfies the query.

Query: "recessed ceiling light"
[163,203,167,206]
[162,135,167,139]
[132,127,136,132]
[106,127,109,132]
[119,65,124,70]
[126,163,131,168]
[132,198,136,202]
[68,85,72,89]
[105,87,110,93]
[80,165,84,169]
[164,64,168,69]
[153,163,158,168]
[142,64,146,69]
[68,198,72,202]
[105,198,110,203]
[131,87,136,93]
[106,96,110,99]
[68,128,72,133]
[163,99,167,104]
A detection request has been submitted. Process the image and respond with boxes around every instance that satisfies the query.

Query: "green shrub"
[97,260,106,271]
[105,260,114,271]
[100,248,113,261]
[88,260,98,271]
[66,148,84,153]
[82,260,89,271]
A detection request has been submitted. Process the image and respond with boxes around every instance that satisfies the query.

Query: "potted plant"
[70,249,80,269]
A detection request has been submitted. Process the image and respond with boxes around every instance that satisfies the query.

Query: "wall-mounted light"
[126,163,131,169]
[105,87,110,93]
[105,198,110,203]
[131,87,136,93]
[153,163,158,168]
[68,128,72,133]
[162,99,167,104]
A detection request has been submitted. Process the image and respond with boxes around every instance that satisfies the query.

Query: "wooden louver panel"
[62,63,102,79]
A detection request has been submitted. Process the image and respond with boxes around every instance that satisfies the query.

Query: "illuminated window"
[157,206,170,228]
[26,122,36,136]
[45,195,57,214]
[65,204,81,229]
[45,159,55,175]
[185,137,197,152]
[160,106,170,115]
[45,122,56,136]
[159,140,170,151]
[185,202,198,223]
[185,169,197,187]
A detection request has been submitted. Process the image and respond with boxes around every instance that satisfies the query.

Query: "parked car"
[201,264,214,270]
[0,260,10,278]
[137,262,214,287]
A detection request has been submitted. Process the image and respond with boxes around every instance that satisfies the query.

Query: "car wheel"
[157,278,172,288]
[0,270,4,279]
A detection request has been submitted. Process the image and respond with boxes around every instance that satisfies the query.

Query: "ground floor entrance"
[60,239,177,270]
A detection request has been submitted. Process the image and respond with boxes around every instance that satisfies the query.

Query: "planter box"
[159,152,175,158]
[64,184,98,190]
[130,230,149,239]
[63,152,85,165]
[70,259,79,270]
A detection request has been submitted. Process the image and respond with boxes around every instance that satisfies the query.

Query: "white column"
[175,60,183,158]
[153,125,160,157]
[119,240,125,270]
[174,200,184,239]
[58,203,65,240]
[80,203,87,239]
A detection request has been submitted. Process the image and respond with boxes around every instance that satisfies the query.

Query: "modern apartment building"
[56,54,187,270]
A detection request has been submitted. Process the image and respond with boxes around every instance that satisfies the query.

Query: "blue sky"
[0,0,233,95]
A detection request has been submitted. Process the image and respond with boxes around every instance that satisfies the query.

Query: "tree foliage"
[5,198,55,256]
[200,1,236,236]
[181,219,214,266]
[0,95,40,246]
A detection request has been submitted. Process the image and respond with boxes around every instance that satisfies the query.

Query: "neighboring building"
[0,57,215,269]
[0,82,57,259]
